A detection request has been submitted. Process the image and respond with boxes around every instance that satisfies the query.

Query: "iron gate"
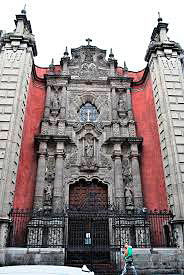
[66,209,110,266]
[8,208,176,250]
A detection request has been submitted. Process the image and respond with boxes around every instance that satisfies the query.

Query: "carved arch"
[67,175,110,186]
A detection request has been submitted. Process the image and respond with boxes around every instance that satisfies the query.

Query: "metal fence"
[7,208,176,249]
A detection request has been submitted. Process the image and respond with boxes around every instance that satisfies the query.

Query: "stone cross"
[86,38,92,46]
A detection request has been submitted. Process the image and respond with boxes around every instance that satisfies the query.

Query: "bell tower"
[145,14,184,247]
[0,8,37,247]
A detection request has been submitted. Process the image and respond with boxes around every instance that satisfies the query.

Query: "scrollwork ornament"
[65,147,78,169]
[100,152,112,170]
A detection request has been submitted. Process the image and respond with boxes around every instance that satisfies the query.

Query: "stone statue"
[85,136,94,158]
[125,187,133,206]
[44,184,53,205]
[51,92,60,109]
[118,93,127,118]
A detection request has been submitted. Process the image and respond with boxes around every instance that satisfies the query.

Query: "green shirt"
[124,246,133,262]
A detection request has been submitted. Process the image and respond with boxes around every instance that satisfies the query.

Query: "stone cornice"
[104,136,143,145]
[1,33,37,56]
[145,41,182,62]
[35,135,72,144]
[108,76,133,83]
[44,72,133,86]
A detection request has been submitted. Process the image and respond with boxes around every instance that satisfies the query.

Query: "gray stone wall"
[0,248,65,266]
[0,12,37,247]
[0,248,183,274]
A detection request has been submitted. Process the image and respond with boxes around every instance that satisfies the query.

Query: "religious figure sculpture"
[85,135,94,158]
[44,183,53,206]
[51,92,60,110]
[125,187,133,206]
[118,92,127,118]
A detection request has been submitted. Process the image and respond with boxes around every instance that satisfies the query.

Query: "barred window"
[80,103,97,123]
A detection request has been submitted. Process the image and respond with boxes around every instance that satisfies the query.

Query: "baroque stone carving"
[85,134,94,157]
[44,183,53,207]
[100,152,112,170]
[118,92,128,118]
[43,155,55,209]
[122,157,132,186]
[58,121,65,135]
[113,123,120,137]
[50,91,60,118]
[125,187,133,207]
[68,45,111,79]
[65,147,78,169]
[128,120,136,137]
[80,157,98,172]
[45,155,55,182]
[5,50,23,63]
[80,133,98,172]
[41,120,49,135]
[161,57,177,70]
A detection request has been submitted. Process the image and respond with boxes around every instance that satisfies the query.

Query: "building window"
[80,103,97,123]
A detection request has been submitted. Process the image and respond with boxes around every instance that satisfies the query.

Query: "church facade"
[0,10,184,269]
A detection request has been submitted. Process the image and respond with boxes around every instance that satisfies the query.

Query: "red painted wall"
[14,70,46,209]
[131,75,168,210]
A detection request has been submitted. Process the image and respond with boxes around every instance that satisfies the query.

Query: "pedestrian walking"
[121,241,137,275]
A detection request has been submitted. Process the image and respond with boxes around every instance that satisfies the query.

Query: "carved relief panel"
[41,86,64,136]
[44,151,55,210]
[122,147,134,210]
[68,45,110,79]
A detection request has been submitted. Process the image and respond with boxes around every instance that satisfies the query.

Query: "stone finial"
[49,58,54,69]
[109,48,114,59]
[64,46,69,57]
[124,61,128,71]
[158,12,162,23]
[21,4,27,15]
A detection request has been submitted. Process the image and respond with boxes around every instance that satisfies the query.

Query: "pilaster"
[112,144,125,209]
[53,141,65,210]
[34,141,47,209]
[130,144,143,209]
[44,85,52,118]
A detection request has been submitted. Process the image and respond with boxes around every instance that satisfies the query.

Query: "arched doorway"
[66,178,110,267]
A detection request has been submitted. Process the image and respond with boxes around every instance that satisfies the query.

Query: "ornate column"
[53,141,65,210]
[44,85,51,118]
[111,86,120,137]
[112,144,125,210]
[41,85,51,135]
[111,87,118,121]
[58,85,67,135]
[34,141,47,209]
[130,144,143,209]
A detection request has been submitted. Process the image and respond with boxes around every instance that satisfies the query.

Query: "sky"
[0,0,184,71]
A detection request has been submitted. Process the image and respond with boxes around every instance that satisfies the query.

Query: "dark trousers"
[121,261,137,275]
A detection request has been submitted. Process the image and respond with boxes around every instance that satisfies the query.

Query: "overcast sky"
[1,0,184,71]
